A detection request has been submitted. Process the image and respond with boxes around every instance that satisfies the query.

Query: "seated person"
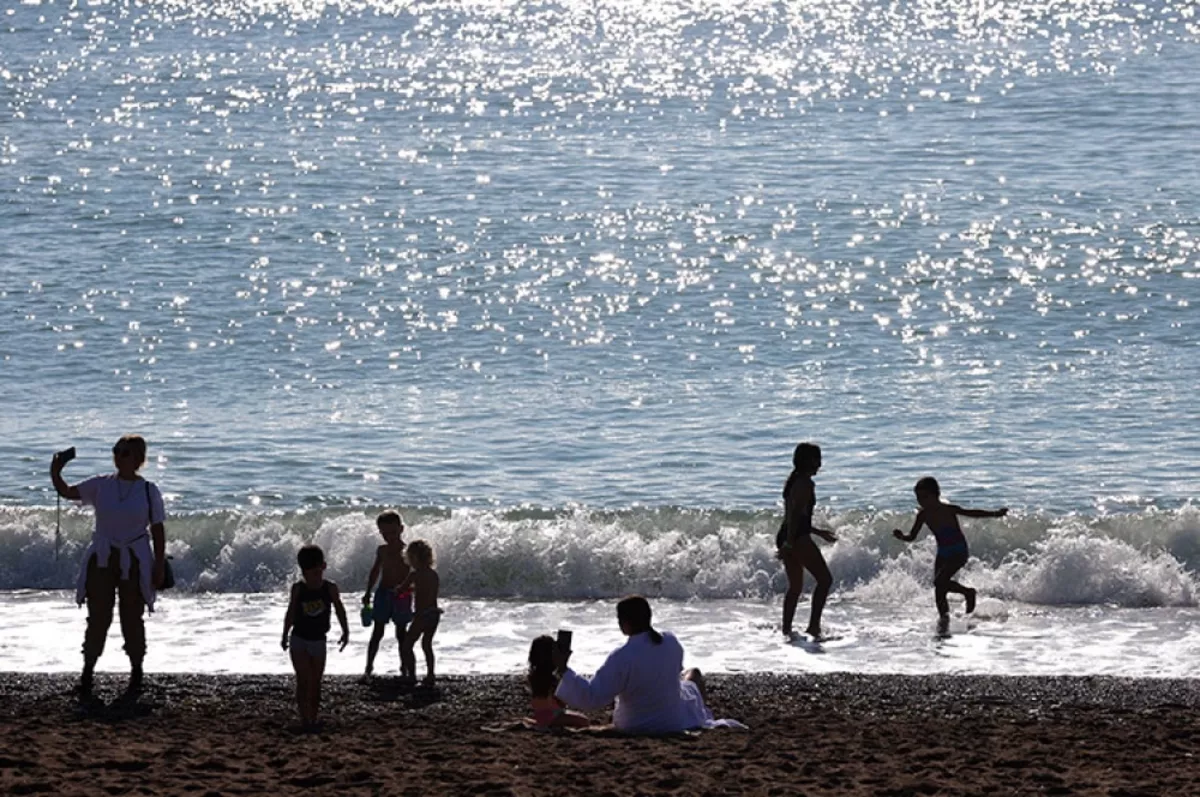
[528,635,590,728]
[553,595,713,735]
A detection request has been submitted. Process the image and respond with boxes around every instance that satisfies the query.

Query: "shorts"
[373,586,414,627]
[413,607,443,632]
[933,548,969,585]
[289,634,327,659]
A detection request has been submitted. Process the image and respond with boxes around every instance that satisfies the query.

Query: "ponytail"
[647,627,663,645]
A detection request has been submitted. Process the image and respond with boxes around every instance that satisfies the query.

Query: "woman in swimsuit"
[777,442,838,639]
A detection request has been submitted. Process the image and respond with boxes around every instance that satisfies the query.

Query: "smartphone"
[55,446,76,465]
[556,629,573,653]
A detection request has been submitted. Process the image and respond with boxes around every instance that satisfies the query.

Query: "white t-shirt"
[78,474,165,541]
[73,474,166,610]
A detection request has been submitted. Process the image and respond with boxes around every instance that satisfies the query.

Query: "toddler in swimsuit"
[893,477,1007,629]
[396,539,443,686]
[528,635,590,729]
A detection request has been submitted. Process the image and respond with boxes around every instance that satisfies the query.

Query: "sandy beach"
[2,671,1197,795]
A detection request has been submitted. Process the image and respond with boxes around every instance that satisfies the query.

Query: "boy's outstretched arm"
[364,548,382,604]
[893,512,925,542]
[953,505,1008,519]
[331,583,350,651]
[282,583,300,650]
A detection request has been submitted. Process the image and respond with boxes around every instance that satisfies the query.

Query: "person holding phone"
[552,596,718,735]
[50,435,167,700]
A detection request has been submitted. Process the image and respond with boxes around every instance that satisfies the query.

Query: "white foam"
[2,505,1197,608]
[5,592,1200,678]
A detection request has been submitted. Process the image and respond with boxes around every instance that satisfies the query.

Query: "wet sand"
[2,672,1197,795]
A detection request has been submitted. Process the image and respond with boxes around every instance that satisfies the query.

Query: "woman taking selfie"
[51,435,167,699]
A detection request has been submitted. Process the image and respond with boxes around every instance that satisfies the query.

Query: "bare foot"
[965,588,977,614]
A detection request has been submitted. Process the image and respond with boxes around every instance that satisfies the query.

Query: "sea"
[2,0,1199,679]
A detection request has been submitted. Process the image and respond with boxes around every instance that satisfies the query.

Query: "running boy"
[893,477,1007,627]
[282,544,349,731]
[397,539,441,687]
[362,511,413,681]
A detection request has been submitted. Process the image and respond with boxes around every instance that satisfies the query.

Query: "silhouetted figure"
[396,539,442,687]
[777,443,837,638]
[527,635,590,728]
[552,596,715,734]
[50,435,167,700]
[361,511,413,682]
[893,476,1008,630]
[282,544,349,732]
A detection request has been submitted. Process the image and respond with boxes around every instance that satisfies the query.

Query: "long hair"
[778,442,821,559]
[617,595,662,645]
[527,635,558,697]
[785,442,821,496]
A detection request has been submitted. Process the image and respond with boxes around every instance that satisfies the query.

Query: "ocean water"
[2,0,1199,677]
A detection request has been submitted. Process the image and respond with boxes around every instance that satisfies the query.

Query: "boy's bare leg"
[310,653,326,726]
[935,579,969,616]
[400,625,419,680]
[396,623,410,677]
[931,585,950,614]
[290,648,311,725]
[364,620,387,676]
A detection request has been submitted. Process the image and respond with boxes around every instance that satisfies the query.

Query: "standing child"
[397,539,442,687]
[282,544,349,731]
[893,477,1007,629]
[361,511,413,681]
[527,635,590,728]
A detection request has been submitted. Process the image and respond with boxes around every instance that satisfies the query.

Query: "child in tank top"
[282,544,349,731]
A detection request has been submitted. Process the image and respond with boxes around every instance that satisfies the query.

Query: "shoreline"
[4,672,1198,795]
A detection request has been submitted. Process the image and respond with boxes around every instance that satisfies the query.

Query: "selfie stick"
[55,493,61,561]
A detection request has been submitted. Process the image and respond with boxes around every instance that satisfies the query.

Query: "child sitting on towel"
[528,635,590,729]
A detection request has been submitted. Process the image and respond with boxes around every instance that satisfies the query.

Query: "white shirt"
[73,474,165,611]
[555,631,713,734]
